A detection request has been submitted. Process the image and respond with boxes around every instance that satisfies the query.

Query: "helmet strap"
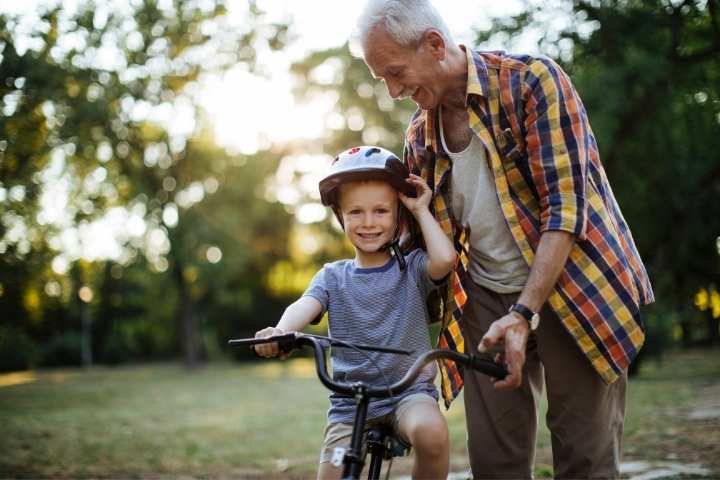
[383,238,406,271]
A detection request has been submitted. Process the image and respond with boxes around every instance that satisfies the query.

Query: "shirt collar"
[352,256,396,274]
[463,45,488,99]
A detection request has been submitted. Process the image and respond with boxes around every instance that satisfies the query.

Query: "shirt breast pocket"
[496,128,525,166]
[495,128,540,207]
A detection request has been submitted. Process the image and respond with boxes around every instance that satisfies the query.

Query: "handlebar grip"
[467,354,508,380]
[228,333,299,355]
[227,333,298,346]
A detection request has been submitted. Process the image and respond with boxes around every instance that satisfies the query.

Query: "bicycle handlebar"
[228,333,508,397]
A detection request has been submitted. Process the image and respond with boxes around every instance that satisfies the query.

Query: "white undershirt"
[439,109,529,293]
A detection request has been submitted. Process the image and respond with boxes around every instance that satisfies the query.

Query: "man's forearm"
[517,230,575,312]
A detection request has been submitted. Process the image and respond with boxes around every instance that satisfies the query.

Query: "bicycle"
[228,332,508,480]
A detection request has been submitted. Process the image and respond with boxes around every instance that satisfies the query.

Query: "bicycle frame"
[229,332,507,479]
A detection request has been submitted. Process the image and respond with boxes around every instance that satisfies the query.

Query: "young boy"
[254,145,457,480]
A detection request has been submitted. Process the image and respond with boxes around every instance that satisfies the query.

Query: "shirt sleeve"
[406,249,438,299]
[301,266,330,312]
[522,57,589,240]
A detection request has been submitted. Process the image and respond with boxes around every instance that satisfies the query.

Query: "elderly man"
[355,0,654,478]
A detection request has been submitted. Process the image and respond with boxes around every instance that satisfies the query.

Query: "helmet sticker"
[364,147,381,157]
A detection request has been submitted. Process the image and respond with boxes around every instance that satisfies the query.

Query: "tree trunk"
[171,255,201,368]
[705,313,719,346]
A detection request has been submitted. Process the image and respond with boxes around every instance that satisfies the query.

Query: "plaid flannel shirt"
[404,47,654,408]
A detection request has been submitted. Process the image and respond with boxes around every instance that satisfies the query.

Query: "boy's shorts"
[318,392,438,464]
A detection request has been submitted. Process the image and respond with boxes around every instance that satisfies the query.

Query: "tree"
[0,0,293,367]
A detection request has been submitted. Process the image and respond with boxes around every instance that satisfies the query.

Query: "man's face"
[338,181,398,255]
[362,26,444,110]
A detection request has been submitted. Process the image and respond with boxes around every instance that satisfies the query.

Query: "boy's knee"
[409,419,449,457]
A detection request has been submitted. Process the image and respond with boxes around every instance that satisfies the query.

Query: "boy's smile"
[338,180,399,267]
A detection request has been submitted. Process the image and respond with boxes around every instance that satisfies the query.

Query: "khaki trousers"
[461,280,627,479]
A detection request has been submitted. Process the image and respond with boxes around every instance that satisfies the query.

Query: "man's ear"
[423,29,446,60]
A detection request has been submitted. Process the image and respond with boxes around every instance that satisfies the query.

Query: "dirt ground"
[617,380,720,479]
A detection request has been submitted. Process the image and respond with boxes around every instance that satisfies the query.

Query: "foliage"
[40,331,83,367]
[695,285,720,319]
[0,0,295,369]
[0,326,38,372]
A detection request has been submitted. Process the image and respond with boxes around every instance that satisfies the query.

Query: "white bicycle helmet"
[319,145,415,270]
[319,146,414,207]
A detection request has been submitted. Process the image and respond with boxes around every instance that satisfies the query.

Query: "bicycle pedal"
[331,447,346,467]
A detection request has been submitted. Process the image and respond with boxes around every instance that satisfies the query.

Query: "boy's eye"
[375,208,389,214]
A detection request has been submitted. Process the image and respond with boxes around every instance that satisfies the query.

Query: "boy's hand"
[254,327,286,358]
[399,174,432,214]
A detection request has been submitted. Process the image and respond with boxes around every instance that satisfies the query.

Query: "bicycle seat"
[365,425,411,460]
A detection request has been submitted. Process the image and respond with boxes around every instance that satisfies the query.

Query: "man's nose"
[385,79,404,100]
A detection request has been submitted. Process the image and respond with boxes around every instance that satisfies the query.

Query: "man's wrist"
[509,303,540,330]
[516,295,542,313]
[507,310,530,331]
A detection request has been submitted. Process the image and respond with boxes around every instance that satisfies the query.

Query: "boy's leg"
[537,305,627,479]
[317,422,352,480]
[461,280,543,479]
[317,462,342,480]
[394,393,449,480]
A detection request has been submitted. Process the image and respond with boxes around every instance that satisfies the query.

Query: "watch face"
[530,313,540,330]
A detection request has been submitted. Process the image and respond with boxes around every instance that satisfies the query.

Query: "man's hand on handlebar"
[254,327,289,358]
[477,311,529,389]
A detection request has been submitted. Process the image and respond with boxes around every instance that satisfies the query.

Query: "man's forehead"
[363,25,404,56]
[363,38,410,77]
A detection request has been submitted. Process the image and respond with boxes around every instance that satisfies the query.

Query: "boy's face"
[338,181,398,255]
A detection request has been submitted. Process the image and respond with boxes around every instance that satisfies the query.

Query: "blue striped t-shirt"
[303,249,439,423]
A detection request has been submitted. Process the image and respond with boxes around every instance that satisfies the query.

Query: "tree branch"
[708,0,720,37]
[674,44,720,63]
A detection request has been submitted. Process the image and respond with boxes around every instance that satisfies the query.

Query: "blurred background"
[1,0,718,478]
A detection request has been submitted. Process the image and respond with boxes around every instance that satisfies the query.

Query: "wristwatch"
[509,303,540,331]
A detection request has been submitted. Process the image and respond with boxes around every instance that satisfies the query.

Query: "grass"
[1,348,718,479]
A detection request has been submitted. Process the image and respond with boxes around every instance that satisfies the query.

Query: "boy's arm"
[254,296,323,357]
[400,174,457,281]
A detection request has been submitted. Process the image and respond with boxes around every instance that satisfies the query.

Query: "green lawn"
[1,348,718,479]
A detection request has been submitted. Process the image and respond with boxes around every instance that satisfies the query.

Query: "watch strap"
[509,303,535,323]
